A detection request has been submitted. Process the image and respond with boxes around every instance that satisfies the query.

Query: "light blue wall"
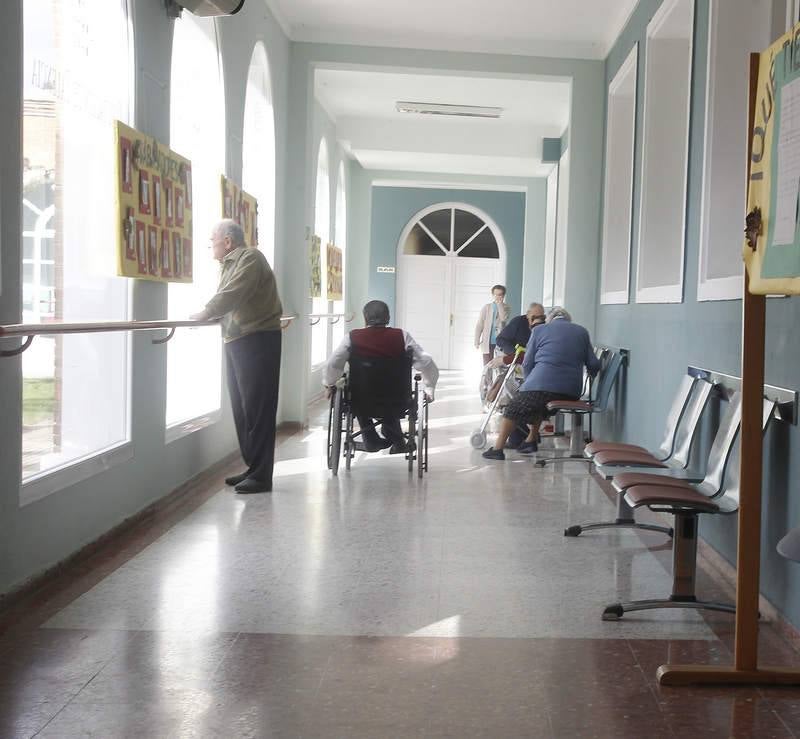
[367,186,526,317]
[597,0,800,629]
[0,0,291,595]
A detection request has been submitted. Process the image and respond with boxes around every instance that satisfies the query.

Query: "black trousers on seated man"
[357,414,404,450]
[225,329,282,489]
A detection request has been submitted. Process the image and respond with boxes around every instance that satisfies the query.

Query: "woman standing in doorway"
[474,284,510,365]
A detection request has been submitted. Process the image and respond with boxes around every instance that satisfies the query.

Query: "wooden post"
[656,53,800,687]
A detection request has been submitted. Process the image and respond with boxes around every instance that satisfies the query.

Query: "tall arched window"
[242,41,276,264]
[166,15,225,432]
[21,0,132,485]
[311,138,330,366]
[331,161,347,347]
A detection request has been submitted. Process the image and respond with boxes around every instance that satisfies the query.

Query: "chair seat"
[592,450,668,467]
[612,472,693,492]
[585,441,648,456]
[546,399,593,413]
[625,484,720,513]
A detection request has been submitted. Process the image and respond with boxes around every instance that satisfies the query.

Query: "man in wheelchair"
[323,300,439,453]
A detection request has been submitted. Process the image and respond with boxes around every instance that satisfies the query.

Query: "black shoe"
[389,442,408,455]
[356,438,392,453]
[517,441,539,454]
[234,477,272,494]
[482,448,505,461]
[225,471,250,486]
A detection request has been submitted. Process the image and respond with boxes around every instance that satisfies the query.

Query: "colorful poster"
[745,22,800,295]
[115,121,193,282]
[220,175,258,247]
[327,243,343,300]
[310,235,322,298]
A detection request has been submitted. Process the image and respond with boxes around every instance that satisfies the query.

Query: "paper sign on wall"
[327,243,343,300]
[115,121,193,283]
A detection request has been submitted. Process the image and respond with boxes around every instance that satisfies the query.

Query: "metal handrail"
[0,315,298,357]
[308,312,355,326]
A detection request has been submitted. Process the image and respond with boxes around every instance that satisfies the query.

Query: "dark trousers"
[225,330,282,487]
[357,415,404,446]
[482,343,496,365]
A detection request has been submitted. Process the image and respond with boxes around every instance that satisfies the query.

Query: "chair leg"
[535,413,592,467]
[602,513,735,620]
[564,490,674,538]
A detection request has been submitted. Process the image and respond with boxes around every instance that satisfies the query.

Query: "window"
[553,148,570,306]
[542,166,558,306]
[242,41,276,264]
[697,0,770,301]
[636,0,694,303]
[311,138,330,367]
[600,45,637,305]
[21,0,132,487]
[332,162,347,348]
[166,14,225,433]
[401,206,500,257]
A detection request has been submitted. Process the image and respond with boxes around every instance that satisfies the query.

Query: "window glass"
[22,0,132,479]
[166,14,225,428]
[242,41,276,264]
[403,224,446,256]
[453,209,485,250]
[311,139,330,366]
[420,209,451,250]
[332,162,347,347]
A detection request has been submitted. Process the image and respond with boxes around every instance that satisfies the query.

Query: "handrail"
[308,312,355,326]
[0,315,298,358]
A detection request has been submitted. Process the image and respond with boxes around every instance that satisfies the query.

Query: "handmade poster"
[220,175,259,247]
[327,243,343,300]
[310,235,322,298]
[745,22,800,295]
[114,121,193,282]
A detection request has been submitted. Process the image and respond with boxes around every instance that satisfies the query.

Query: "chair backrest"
[653,375,699,459]
[670,378,714,468]
[348,350,413,419]
[591,351,624,412]
[695,391,742,497]
[714,398,777,508]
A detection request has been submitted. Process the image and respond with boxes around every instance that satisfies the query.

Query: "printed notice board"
[327,243,343,301]
[115,121,193,283]
[746,23,800,295]
[221,176,258,247]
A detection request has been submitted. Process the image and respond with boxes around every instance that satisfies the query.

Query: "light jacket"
[474,301,510,353]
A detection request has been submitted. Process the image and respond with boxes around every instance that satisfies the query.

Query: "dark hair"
[491,284,506,295]
[363,300,390,326]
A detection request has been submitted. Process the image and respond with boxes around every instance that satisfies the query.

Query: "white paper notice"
[772,75,800,246]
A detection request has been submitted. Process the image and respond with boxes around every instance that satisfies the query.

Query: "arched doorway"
[396,203,506,370]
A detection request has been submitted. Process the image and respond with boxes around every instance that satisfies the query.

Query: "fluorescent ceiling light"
[395,101,503,119]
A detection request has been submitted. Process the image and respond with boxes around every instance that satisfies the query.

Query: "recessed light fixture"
[395,101,503,119]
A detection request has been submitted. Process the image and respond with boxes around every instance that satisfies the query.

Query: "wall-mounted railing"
[308,312,355,326]
[0,315,298,358]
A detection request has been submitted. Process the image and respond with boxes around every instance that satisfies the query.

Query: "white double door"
[398,254,505,370]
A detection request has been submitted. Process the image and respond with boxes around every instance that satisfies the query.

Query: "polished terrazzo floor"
[1,370,800,737]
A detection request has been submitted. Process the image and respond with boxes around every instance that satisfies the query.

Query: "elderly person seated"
[324,300,439,453]
[482,307,601,459]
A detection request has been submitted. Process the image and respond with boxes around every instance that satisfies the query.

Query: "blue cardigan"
[520,319,601,397]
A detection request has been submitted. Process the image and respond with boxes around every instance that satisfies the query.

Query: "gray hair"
[528,302,544,312]
[546,306,572,323]
[363,300,390,326]
[215,219,246,247]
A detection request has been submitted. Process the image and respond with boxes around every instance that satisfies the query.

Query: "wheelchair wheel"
[417,395,426,479]
[407,402,416,473]
[330,388,343,476]
[345,407,353,471]
[470,430,486,449]
[326,395,335,470]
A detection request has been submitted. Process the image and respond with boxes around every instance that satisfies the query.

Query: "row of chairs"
[540,367,777,621]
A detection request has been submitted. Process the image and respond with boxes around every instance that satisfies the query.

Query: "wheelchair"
[327,351,430,478]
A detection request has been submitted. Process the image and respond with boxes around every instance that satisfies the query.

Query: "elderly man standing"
[191,219,283,493]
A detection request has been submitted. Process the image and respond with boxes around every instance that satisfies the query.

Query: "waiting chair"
[534,351,625,468]
[602,397,775,621]
[565,377,714,538]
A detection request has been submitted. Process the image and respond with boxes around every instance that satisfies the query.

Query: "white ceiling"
[315,69,571,178]
[265,0,639,60]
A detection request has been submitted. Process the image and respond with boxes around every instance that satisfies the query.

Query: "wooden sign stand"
[656,54,800,687]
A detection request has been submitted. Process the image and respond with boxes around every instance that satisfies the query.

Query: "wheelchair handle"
[414,373,422,381]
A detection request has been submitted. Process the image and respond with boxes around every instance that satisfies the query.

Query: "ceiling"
[265,0,638,60]
[315,69,571,178]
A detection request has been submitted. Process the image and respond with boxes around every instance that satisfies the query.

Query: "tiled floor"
[1,369,799,737]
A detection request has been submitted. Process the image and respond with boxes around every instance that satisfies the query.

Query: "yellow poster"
[327,243,343,300]
[745,23,800,295]
[114,121,193,283]
[221,176,258,247]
